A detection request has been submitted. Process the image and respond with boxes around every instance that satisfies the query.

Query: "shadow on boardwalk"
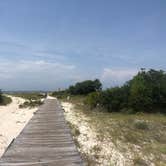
[0,99,85,166]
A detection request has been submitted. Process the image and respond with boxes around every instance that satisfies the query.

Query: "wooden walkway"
[0,99,84,166]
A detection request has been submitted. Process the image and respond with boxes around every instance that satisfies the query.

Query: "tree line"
[0,90,3,104]
[52,79,102,97]
[52,69,166,113]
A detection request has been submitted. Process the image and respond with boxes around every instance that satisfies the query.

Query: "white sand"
[61,102,132,166]
[0,96,38,157]
[47,96,56,99]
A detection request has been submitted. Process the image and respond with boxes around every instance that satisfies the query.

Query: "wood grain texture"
[0,99,85,166]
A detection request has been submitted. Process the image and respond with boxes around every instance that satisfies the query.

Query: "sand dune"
[0,96,37,157]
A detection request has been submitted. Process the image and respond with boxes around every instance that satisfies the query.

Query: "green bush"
[0,90,3,103]
[14,92,46,100]
[134,120,149,130]
[0,95,12,106]
[53,69,166,114]
[84,69,166,113]
[19,100,43,108]
[85,92,101,109]
[68,79,102,95]
[52,90,68,99]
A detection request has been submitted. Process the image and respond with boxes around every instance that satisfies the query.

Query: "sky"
[0,0,166,91]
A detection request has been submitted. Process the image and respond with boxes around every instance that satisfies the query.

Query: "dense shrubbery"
[129,69,166,112]
[53,69,166,113]
[52,90,68,99]
[52,79,102,98]
[85,69,166,113]
[68,79,102,95]
[0,90,3,104]
[0,90,12,105]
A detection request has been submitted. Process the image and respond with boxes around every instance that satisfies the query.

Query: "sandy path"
[0,96,38,157]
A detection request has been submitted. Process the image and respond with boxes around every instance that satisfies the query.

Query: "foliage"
[133,120,149,130]
[11,92,45,108]
[0,90,12,105]
[52,90,68,99]
[68,79,102,95]
[129,69,166,112]
[0,89,3,103]
[53,69,166,113]
[19,100,43,108]
[85,69,166,113]
[85,83,130,112]
[65,97,166,165]
[84,92,101,109]
[13,92,46,100]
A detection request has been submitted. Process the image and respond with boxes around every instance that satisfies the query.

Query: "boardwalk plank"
[0,99,84,166]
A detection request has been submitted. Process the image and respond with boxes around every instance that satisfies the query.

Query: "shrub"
[0,89,3,103]
[19,100,43,108]
[53,69,166,114]
[0,96,12,105]
[133,157,148,166]
[85,92,101,109]
[52,90,68,99]
[68,79,102,95]
[0,90,12,105]
[134,120,149,130]
[129,69,166,113]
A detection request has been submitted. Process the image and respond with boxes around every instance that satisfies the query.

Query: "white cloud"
[101,68,138,87]
[33,51,67,61]
[0,59,75,73]
[0,59,77,90]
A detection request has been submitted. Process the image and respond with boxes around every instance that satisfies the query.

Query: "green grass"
[19,100,44,108]
[12,92,46,100]
[0,95,12,105]
[61,95,166,165]
[11,92,45,108]
[133,157,148,166]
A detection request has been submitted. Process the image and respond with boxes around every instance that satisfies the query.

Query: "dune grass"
[0,95,12,106]
[62,95,166,165]
[13,92,46,100]
[19,100,44,108]
[12,92,45,108]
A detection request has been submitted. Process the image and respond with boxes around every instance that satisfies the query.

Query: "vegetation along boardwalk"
[0,99,84,166]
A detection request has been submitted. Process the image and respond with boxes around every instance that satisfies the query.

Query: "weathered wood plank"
[0,99,85,166]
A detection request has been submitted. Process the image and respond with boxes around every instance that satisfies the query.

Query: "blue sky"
[0,0,166,90]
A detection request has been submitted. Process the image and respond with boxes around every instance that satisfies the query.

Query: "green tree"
[68,79,102,95]
[85,92,101,109]
[0,89,3,104]
[129,73,153,112]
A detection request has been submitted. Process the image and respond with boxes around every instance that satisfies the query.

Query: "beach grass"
[62,96,166,165]
[0,96,12,106]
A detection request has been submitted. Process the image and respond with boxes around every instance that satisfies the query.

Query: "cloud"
[0,41,28,49]
[101,68,138,87]
[0,60,73,75]
[0,59,77,90]
[32,50,67,61]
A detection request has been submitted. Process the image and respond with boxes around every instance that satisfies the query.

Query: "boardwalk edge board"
[0,99,85,166]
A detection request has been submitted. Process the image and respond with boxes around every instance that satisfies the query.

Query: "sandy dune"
[61,102,130,166]
[0,96,38,157]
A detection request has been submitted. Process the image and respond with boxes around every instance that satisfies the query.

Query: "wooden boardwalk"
[0,99,84,166]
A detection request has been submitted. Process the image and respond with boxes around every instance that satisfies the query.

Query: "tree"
[68,79,102,95]
[0,89,3,104]
[85,69,166,113]
[129,72,153,112]
[129,69,166,112]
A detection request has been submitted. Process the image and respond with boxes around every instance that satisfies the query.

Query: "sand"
[0,96,38,157]
[61,102,131,166]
